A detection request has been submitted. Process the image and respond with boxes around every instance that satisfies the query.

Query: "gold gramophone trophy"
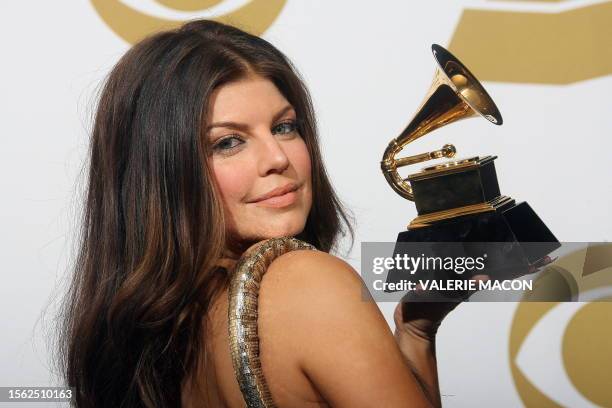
[382,44,559,285]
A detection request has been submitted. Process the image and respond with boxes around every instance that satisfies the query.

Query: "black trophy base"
[410,156,501,216]
[385,201,560,291]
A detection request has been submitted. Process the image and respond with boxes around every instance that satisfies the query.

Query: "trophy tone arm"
[381,139,457,201]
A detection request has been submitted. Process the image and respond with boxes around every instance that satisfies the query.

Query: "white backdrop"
[1,1,611,407]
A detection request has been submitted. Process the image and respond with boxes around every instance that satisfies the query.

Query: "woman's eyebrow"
[271,105,295,123]
[205,105,295,132]
[205,121,249,132]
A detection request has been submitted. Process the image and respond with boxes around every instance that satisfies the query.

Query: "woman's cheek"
[212,159,252,202]
[288,138,311,175]
[289,140,313,212]
[296,141,312,188]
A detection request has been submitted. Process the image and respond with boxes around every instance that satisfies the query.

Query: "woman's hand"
[393,274,490,342]
[394,255,555,341]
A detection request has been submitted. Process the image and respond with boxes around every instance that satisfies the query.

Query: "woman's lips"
[252,190,298,208]
[248,182,299,203]
[247,182,300,208]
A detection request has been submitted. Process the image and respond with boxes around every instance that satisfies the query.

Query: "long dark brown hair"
[57,19,352,407]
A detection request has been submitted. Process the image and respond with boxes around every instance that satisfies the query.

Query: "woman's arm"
[260,250,440,407]
[391,274,492,408]
[394,313,441,407]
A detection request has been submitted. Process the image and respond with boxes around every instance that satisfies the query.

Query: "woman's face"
[206,74,312,248]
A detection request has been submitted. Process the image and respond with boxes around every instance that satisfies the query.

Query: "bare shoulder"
[262,249,365,297]
[258,250,425,407]
[259,249,384,342]
[260,250,372,323]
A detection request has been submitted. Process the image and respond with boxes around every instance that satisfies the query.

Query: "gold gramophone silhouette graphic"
[382,45,559,285]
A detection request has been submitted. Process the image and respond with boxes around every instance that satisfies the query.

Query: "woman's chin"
[262,225,303,239]
[245,224,305,242]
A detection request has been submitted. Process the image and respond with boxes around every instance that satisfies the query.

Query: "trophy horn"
[380,44,503,201]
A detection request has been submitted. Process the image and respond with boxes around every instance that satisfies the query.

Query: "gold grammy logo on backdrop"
[510,244,612,407]
[90,0,286,44]
[450,0,612,84]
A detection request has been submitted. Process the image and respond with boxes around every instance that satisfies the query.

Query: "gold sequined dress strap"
[227,237,316,408]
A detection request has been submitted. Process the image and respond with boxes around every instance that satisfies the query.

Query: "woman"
[58,19,473,407]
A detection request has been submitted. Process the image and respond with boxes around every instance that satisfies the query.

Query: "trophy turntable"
[381,44,559,286]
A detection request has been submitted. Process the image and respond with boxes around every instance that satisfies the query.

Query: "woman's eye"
[272,121,298,136]
[212,136,244,152]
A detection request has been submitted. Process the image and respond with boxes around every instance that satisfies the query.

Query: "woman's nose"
[257,134,290,176]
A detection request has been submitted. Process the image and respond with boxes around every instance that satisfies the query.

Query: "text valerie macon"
[373,278,533,293]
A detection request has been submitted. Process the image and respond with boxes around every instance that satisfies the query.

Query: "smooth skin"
[182,73,466,407]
